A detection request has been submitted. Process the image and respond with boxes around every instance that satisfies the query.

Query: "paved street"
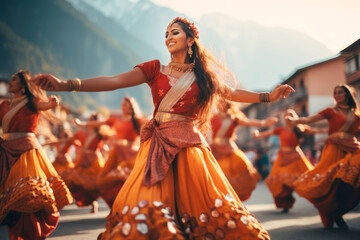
[1,181,359,239]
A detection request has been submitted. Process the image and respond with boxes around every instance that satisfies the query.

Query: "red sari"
[265,127,313,210]
[98,115,140,208]
[210,114,261,201]
[99,60,269,240]
[293,108,360,228]
[0,99,73,240]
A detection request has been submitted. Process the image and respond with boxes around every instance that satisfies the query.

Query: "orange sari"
[0,99,73,239]
[265,127,313,210]
[211,114,261,201]
[62,130,105,207]
[99,60,269,239]
[98,116,140,208]
[293,108,360,228]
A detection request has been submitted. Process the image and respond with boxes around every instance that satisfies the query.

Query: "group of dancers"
[1,17,359,240]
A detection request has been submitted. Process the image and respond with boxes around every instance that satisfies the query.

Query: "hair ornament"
[169,17,199,39]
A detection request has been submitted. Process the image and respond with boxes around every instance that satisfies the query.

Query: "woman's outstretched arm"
[224,84,295,103]
[34,68,147,92]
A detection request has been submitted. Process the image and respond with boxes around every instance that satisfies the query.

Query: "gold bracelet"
[68,78,81,92]
[259,92,270,103]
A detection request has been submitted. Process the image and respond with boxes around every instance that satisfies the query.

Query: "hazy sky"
[152,0,359,53]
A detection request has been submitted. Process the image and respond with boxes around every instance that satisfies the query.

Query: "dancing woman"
[35,17,294,239]
[252,109,325,212]
[98,97,146,208]
[0,70,73,239]
[210,100,278,201]
[62,113,114,213]
[289,84,360,229]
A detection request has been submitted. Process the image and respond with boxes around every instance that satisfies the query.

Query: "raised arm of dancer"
[252,129,274,139]
[34,68,147,92]
[72,118,107,128]
[237,116,279,127]
[303,125,328,135]
[225,84,295,103]
[37,95,60,111]
[288,113,324,125]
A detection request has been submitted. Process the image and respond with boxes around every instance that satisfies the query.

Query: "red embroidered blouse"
[135,60,200,118]
[319,107,360,135]
[0,99,40,133]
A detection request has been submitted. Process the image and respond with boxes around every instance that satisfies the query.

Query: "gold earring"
[188,46,193,58]
[21,88,25,94]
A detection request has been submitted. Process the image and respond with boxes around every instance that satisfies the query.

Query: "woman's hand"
[33,74,67,91]
[285,115,298,125]
[49,95,61,108]
[270,84,295,102]
[71,118,82,127]
[252,129,260,138]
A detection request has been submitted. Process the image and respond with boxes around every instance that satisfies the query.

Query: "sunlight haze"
[152,0,359,53]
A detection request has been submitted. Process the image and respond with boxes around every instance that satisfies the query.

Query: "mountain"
[68,0,167,62]
[74,0,333,90]
[0,0,153,112]
[197,14,333,90]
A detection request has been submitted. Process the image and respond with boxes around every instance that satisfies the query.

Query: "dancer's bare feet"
[91,201,99,213]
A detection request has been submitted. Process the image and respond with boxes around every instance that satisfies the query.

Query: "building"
[340,38,360,101]
[238,55,347,154]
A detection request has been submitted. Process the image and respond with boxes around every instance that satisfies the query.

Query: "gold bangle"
[259,92,270,103]
[68,78,81,92]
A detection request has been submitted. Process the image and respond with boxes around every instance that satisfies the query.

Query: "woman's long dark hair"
[171,20,235,132]
[17,70,37,112]
[16,70,60,123]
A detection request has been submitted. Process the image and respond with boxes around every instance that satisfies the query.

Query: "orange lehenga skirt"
[97,143,138,208]
[216,149,261,201]
[0,148,73,239]
[99,138,270,240]
[62,150,105,207]
[265,153,313,210]
[293,143,360,227]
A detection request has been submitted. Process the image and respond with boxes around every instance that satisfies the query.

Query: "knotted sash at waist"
[140,116,210,187]
[0,132,41,184]
[326,131,360,153]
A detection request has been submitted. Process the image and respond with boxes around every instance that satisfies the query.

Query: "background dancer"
[34,17,294,239]
[289,84,360,229]
[210,100,278,201]
[62,113,114,213]
[79,96,147,208]
[252,109,326,212]
[0,70,73,239]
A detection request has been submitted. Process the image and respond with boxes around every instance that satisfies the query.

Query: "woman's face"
[333,87,347,105]
[122,99,132,115]
[165,23,188,55]
[8,74,24,94]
